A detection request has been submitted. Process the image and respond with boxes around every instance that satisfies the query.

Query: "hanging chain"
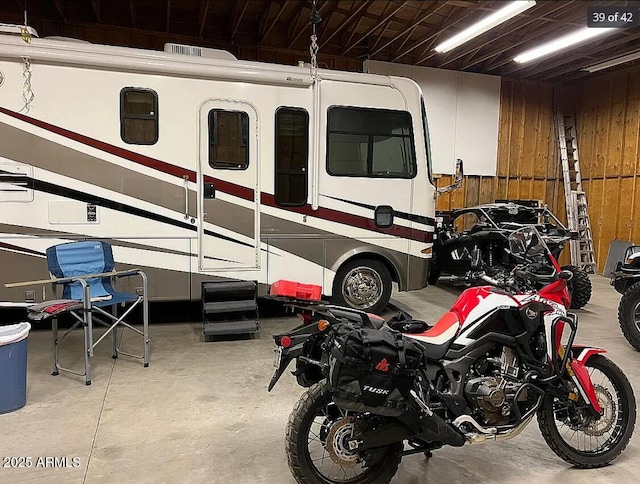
[309,0,322,80]
[309,34,318,80]
[20,56,34,114]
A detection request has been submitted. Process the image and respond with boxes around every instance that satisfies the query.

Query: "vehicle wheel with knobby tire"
[285,381,402,484]
[331,258,392,314]
[618,281,640,351]
[561,265,592,309]
[537,355,635,468]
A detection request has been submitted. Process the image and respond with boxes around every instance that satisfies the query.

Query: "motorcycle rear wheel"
[618,281,640,351]
[537,355,635,468]
[285,381,402,484]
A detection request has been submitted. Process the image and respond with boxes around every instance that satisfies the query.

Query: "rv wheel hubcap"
[342,267,383,309]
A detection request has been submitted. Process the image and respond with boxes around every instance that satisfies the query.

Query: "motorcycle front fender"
[568,346,607,414]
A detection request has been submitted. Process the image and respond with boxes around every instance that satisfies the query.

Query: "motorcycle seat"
[403,311,460,360]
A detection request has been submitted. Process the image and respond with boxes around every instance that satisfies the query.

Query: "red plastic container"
[270,280,322,301]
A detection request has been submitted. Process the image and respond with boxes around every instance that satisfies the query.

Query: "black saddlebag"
[328,324,424,416]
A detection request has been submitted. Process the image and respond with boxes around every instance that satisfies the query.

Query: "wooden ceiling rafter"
[198,0,210,39]
[342,1,408,55]
[52,0,66,23]
[261,1,288,44]
[369,2,448,58]
[407,3,486,64]
[288,0,333,49]
[129,0,136,29]
[231,0,250,41]
[91,0,101,23]
[319,1,369,50]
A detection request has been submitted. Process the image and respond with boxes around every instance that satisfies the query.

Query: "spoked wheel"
[537,355,636,468]
[286,382,402,484]
[618,281,640,351]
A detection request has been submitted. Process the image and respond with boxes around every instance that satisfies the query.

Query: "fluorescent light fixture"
[514,27,615,63]
[435,1,536,53]
[583,50,640,72]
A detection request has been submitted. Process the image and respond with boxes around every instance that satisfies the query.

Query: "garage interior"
[1,1,640,483]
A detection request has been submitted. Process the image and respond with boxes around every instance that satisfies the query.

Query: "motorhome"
[0,24,439,313]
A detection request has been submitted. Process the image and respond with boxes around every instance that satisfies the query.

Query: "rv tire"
[332,258,392,314]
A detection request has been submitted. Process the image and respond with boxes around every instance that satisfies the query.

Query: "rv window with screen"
[275,107,309,206]
[120,88,158,145]
[327,107,416,178]
[209,110,249,170]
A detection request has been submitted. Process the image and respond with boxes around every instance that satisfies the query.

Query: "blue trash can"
[0,322,31,414]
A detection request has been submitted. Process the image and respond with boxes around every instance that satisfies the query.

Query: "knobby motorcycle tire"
[618,281,640,351]
[562,265,592,309]
[285,381,402,484]
[537,355,636,468]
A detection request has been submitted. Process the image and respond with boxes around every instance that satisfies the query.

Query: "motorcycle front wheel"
[537,355,636,468]
[285,381,402,484]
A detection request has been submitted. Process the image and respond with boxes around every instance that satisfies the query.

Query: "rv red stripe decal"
[0,108,432,242]
[0,107,198,183]
[260,194,432,242]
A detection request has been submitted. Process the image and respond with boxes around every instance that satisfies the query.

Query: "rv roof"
[0,29,412,91]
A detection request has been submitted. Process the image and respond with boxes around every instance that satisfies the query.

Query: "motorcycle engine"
[465,347,524,425]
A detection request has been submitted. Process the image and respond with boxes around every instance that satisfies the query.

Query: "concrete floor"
[1,275,639,484]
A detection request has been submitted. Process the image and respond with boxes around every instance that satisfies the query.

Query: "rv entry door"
[198,100,260,271]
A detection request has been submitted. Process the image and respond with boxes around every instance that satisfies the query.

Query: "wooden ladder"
[555,108,597,273]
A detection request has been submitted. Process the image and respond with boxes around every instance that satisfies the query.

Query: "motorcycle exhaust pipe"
[452,414,534,444]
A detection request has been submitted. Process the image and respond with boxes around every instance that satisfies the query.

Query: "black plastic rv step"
[204,300,257,314]
[203,281,256,294]
[203,320,259,337]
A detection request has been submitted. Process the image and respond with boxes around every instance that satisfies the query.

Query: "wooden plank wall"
[558,67,640,273]
[435,77,563,223]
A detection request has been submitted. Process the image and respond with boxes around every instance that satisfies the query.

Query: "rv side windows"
[209,110,249,170]
[275,107,309,206]
[326,107,416,178]
[120,88,158,145]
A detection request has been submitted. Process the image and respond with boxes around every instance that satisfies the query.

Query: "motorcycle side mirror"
[558,270,573,281]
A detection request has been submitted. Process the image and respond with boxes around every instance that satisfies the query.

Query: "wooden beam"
[342,1,407,55]
[319,1,369,50]
[261,1,287,44]
[129,0,136,29]
[370,3,447,58]
[288,1,307,46]
[91,0,102,23]
[198,0,209,39]
[52,0,66,23]
[395,5,480,63]
[232,0,250,40]
[166,0,171,33]
[344,15,364,50]
[288,1,332,49]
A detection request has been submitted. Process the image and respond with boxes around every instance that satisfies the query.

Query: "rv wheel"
[332,258,392,314]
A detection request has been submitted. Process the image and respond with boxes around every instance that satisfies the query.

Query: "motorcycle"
[611,245,640,350]
[269,227,635,484]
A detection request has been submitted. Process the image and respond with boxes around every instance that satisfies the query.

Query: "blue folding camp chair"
[44,241,149,385]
